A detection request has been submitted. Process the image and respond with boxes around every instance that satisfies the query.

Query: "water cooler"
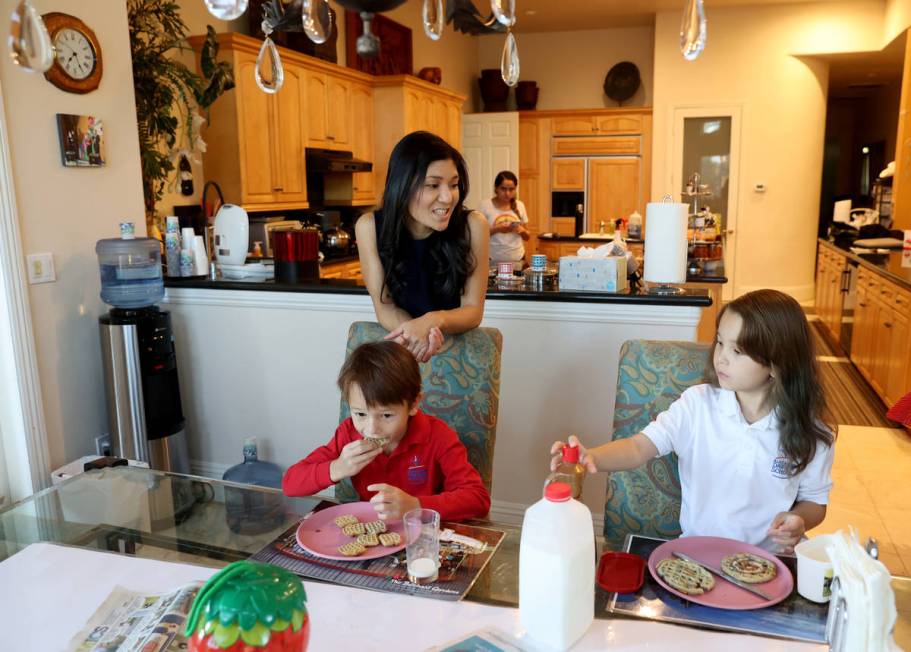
[97,231,190,474]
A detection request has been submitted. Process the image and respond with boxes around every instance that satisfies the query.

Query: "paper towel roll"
[644,202,688,284]
[192,235,209,276]
[181,227,196,250]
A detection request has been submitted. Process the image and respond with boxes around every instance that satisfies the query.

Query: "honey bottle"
[550,444,585,499]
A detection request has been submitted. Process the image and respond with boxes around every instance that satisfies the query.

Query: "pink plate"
[647,536,794,610]
[295,502,406,561]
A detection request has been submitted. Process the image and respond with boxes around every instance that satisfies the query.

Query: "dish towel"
[827,529,901,651]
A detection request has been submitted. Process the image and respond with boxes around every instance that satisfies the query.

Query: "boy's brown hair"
[337,341,422,407]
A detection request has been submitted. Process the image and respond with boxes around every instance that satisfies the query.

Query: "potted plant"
[127,0,234,234]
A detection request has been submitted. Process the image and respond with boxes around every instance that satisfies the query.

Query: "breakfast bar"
[161,278,710,521]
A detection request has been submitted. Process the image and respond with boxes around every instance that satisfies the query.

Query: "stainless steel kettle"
[323,226,351,253]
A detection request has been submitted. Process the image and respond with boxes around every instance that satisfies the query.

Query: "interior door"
[671,106,742,301]
[461,112,519,210]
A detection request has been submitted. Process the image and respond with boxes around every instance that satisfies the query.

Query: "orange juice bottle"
[550,444,585,499]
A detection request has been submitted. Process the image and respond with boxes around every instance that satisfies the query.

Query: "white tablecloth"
[0,543,822,651]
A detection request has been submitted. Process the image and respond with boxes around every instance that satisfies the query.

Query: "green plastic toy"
[185,561,309,651]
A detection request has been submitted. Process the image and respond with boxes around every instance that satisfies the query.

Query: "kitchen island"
[162,277,710,524]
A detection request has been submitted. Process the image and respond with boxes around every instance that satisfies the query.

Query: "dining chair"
[334,321,503,503]
[603,339,712,550]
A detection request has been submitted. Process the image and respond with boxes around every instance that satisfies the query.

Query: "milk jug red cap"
[562,444,579,463]
[544,482,572,502]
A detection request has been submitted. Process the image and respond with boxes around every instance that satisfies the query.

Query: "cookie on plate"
[378,532,402,547]
[364,520,387,535]
[334,514,359,528]
[342,522,366,537]
[656,558,716,595]
[338,541,366,557]
[357,533,379,547]
[721,553,777,583]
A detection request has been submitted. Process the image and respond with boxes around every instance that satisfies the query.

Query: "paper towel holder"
[647,194,686,296]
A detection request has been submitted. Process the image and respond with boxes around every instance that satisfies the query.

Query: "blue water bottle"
[222,437,285,534]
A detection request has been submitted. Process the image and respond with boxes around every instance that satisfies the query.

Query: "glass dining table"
[0,466,907,648]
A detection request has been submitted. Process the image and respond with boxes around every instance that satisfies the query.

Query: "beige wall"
[476,26,655,111]
[886,0,911,43]
[652,0,885,301]
[0,0,145,468]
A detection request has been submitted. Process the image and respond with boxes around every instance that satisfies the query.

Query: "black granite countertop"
[819,238,911,290]
[165,276,712,306]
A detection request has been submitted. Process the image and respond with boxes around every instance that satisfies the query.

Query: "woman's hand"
[367,483,421,520]
[329,440,383,483]
[549,435,598,473]
[385,314,444,362]
[766,511,806,553]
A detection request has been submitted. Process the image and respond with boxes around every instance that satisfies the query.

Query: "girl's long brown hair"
[705,289,835,474]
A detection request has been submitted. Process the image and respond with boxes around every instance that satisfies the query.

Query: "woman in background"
[477,171,529,268]
[356,131,489,362]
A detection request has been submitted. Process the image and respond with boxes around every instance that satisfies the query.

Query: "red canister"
[272,228,320,283]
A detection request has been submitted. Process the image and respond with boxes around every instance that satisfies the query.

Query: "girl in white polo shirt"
[552,289,836,552]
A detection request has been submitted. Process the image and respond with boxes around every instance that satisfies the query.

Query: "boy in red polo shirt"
[282,340,490,522]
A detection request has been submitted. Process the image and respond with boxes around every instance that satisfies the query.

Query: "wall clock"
[42,13,103,94]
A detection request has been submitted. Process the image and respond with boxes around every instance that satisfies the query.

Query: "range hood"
[306,148,373,173]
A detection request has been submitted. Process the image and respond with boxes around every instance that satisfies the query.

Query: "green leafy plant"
[128,0,234,223]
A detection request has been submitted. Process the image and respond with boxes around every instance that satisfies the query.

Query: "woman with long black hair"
[355,131,489,362]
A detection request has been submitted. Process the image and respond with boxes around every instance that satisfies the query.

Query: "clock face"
[54,28,95,80]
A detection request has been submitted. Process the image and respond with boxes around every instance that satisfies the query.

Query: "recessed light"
[526,9,538,15]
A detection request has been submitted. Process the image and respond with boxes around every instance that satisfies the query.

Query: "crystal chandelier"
[204,0,520,91]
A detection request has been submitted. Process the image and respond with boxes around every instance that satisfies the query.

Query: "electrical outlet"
[26,253,56,284]
[95,434,112,457]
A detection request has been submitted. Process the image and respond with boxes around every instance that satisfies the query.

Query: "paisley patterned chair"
[603,339,712,550]
[335,321,503,504]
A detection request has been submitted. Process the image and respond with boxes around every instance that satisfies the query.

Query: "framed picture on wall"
[56,113,106,167]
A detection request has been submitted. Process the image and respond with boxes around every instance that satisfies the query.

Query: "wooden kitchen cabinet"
[519,119,539,176]
[349,82,376,204]
[551,113,642,136]
[198,47,308,210]
[552,159,585,190]
[372,76,466,202]
[588,158,642,225]
[846,257,911,407]
[305,71,351,148]
[814,244,847,344]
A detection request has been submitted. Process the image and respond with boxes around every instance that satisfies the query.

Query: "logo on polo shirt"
[770,455,790,479]
[407,455,428,484]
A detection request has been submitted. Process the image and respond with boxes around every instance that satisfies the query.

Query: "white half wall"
[162,287,700,519]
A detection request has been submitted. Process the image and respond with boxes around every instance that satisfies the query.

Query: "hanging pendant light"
[204,0,249,21]
[679,0,706,61]
[302,0,333,44]
[255,33,284,93]
[501,30,519,87]
[422,0,445,41]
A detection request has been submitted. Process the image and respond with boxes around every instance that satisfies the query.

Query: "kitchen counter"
[165,276,712,306]
[161,276,708,522]
[538,232,645,244]
[820,237,911,290]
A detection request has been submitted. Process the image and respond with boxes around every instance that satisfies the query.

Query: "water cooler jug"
[97,230,190,473]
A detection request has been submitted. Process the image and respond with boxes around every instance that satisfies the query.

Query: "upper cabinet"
[349,82,375,203]
[551,113,643,136]
[372,76,466,199]
[305,71,351,148]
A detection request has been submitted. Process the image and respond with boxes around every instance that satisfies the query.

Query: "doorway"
[461,112,519,211]
[671,106,742,301]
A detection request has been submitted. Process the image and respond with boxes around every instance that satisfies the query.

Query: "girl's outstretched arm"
[550,434,658,473]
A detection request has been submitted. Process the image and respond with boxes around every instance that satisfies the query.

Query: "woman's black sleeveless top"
[373,210,461,318]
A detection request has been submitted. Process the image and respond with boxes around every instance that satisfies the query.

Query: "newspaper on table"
[68,582,201,652]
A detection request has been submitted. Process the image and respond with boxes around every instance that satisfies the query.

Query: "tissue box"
[559,255,628,292]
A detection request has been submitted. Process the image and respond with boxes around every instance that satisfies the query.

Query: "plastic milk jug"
[519,482,595,650]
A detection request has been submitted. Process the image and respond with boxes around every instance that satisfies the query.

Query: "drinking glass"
[404,508,440,584]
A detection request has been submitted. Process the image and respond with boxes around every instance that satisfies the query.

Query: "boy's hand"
[767,511,806,553]
[329,440,382,483]
[366,483,420,521]
[549,435,598,473]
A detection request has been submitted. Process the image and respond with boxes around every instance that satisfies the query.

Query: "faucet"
[598,220,606,235]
